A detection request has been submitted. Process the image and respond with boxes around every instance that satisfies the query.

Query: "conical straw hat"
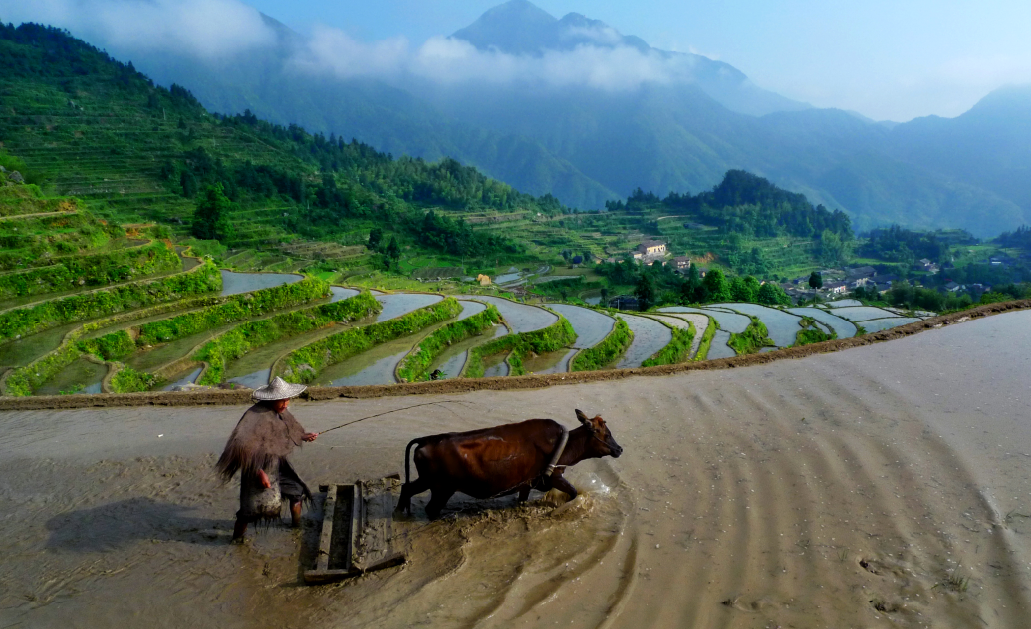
[252,376,307,401]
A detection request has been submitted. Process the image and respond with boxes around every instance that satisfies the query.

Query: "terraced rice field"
[721,303,803,347]
[613,314,672,369]
[547,304,614,349]
[220,270,302,296]
[787,307,858,338]
[829,306,905,321]
[475,296,557,333]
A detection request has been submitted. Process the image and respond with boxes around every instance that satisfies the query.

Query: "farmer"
[216,377,318,542]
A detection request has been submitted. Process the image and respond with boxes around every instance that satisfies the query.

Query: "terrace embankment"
[3,299,1027,410]
[2,306,1031,628]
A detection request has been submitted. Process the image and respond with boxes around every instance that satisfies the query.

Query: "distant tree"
[757,282,791,306]
[386,236,401,261]
[635,273,657,311]
[730,275,760,302]
[582,250,594,264]
[809,271,823,290]
[192,182,235,242]
[600,287,610,302]
[702,268,733,303]
[368,227,383,251]
[561,249,571,262]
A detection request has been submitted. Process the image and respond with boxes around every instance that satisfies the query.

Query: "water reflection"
[220,271,302,297]
[614,314,672,368]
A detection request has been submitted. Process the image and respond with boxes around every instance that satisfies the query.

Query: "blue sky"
[242,0,1031,121]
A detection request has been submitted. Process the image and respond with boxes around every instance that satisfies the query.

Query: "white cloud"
[0,0,275,59]
[297,30,694,92]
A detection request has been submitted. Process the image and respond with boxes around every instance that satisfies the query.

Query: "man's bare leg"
[290,500,302,527]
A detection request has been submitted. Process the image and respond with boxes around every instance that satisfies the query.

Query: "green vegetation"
[0,240,182,300]
[642,321,696,367]
[191,182,235,242]
[395,304,502,382]
[794,317,837,346]
[109,364,159,393]
[0,259,221,342]
[465,316,577,378]
[279,297,461,384]
[134,276,330,345]
[195,291,382,385]
[693,317,718,361]
[728,317,775,355]
[571,318,633,371]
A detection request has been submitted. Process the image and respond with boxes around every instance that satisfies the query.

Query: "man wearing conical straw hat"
[216,377,319,542]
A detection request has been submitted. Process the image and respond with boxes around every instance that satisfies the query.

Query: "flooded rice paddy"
[374,293,443,322]
[612,314,671,368]
[824,298,863,308]
[659,306,750,333]
[547,304,614,349]
[706,329,736,359]
[721,303,803,347]
[475,296,556,333]
[828,305,902,321]
[787,306,858,338]
[219,270,302,296]
[3,268,947,393]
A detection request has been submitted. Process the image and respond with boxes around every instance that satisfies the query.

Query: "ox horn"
[575,409,590,424]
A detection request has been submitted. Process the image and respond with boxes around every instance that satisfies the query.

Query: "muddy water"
[721,303,802,347]
[548,304,614,349]
[824,298,863,308]
[613,314,672,368]
[787,306,858,338]
[35,357,106,395]
[5,312,1031,628]
[706,329,736,359]
[374,293,442,322]
[125,322,239,372]
[830,305,903,321]
[0,322,78,369]
[523,348,577,374]
[475,296,557,333]
[482,351,510,377]
[219,270,303,297]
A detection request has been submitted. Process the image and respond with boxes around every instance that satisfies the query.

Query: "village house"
[670,256,690,271]
[823,281,848,294]
[845,266,876,279]
[637,240,667,256]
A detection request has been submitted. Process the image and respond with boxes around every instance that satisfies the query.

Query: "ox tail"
[396,438,425,515]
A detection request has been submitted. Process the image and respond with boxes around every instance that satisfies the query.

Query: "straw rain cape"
[216,403,307,482]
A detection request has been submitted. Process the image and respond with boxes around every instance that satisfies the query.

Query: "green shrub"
[0,259,222,342]
[572,317,633,371]
[728,317,775,355]
[0,240,181,300]
[110,365,159,393]
[195,291,383,385]
[134,276,330,345]
[279,297,461,384]
[642,321,695,367]
[396,305,501,382]
[465,316,577,377]
[793,316,836,346]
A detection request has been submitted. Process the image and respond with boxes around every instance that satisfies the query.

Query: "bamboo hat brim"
[252,376,307,401]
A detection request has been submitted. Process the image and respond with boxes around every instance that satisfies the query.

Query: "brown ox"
[396,409,623,519]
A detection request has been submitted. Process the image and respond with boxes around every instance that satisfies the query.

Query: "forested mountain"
[6,1,1031,238]
[0,22,567,262]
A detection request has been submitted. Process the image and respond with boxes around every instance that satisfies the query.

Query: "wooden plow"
[304,474,406,585]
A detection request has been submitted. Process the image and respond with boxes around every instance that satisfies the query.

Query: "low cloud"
[3,0,705,91]
[297,29,695,92]
[0,0,275,59]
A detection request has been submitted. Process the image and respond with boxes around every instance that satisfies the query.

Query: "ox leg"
[550,473,578,501]
[425,488,455,521]
[396,476,430,515]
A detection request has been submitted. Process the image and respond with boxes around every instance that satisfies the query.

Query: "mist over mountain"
[6,0,1031,237]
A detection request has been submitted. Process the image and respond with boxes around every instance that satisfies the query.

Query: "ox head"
[575,409,623,459]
